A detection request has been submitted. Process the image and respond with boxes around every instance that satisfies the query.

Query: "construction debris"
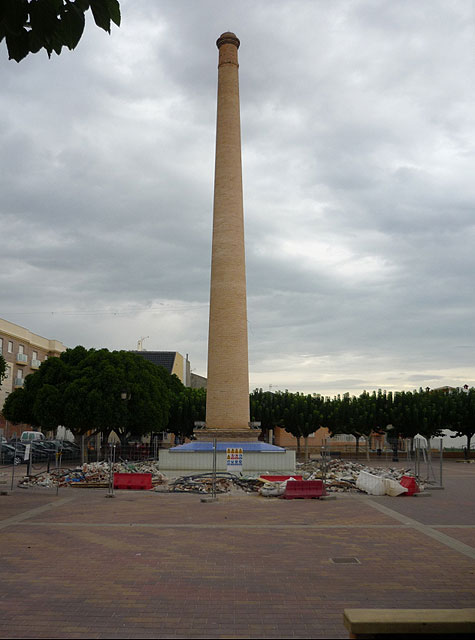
[15,457,421,497]
[169,473,233,494]
[167,472,263,494]
[298,459,421,494]
[17,460,168,489]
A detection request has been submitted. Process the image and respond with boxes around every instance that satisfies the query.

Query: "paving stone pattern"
[0,462,474,639]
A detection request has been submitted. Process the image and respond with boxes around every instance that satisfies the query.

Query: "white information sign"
[226,447,243,473]
[23,444,31,461]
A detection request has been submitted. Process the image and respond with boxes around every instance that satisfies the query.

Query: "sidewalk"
[0,461,474,639]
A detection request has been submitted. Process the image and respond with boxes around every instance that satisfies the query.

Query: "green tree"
[445,388,475,460]
[168,387,206,440]
[2,346,175,444]
[387,389,444,445]
[281,392,324,457]
[327,394,361,455]
[348,393,381,459]
[1,0,121,62]
[250,389,285,440]
[0,354,6,385]
[325,390,390,458]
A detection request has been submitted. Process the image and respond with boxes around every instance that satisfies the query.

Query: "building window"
[17,369,23,380]
[0,338,3,353]
[8,341,13,353]
[32,351,38,360]
[18,345,24,354]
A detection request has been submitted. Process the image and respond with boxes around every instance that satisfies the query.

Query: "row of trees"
[250,387,475,457]
[2,348,474,456]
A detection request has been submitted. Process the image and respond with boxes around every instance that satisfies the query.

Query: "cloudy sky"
[1,0,474,396]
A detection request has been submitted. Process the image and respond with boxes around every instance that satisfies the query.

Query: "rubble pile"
[17,460,168,489]
[298,459,417,493]
[167,472,263,494]
[169,474,233,494]
[15,458,420,497]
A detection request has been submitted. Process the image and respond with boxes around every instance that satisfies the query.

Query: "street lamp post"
[106,443,116,498]
[386,425,399,462]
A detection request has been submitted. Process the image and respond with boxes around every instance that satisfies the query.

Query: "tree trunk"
[304,436,309,462]
[466,435,472,460]
[355,436,360,460]
[366,437,370,461]
[296,436,301,457]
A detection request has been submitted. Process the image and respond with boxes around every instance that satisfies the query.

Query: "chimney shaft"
[205,32,251,433]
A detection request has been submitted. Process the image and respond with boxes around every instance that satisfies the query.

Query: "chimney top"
[216,32,240,49]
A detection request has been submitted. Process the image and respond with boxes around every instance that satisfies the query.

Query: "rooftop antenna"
[137,336,149,351]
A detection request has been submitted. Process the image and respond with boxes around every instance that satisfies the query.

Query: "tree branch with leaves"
[0,0,120,62]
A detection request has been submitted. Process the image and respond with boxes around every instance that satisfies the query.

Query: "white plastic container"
[383,477,408,496]
[356,471,386,495]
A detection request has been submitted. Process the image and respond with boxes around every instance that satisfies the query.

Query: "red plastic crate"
[113,473,152,490]
[283,480,327,499]
[260,475,303,482]
[399,475,420,496]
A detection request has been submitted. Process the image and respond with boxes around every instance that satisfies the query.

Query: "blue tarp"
[169,441,285,453]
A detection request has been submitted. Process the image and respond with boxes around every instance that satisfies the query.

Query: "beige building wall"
[171,352,184,383]
[0,317,66,438]
[191,372,207,389]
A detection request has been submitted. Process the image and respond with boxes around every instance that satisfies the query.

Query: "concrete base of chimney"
[193,428,259,442]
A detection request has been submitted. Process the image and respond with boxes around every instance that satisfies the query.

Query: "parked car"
[20,431,45,442]
[1,443,24,465]
[45,440,80,460]
[10,442,50,463]
[30,441,56,460]
[36,441,57,453]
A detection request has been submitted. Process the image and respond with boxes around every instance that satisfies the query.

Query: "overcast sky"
[1,0,474,396]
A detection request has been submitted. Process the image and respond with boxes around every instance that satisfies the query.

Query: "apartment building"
[0,317,66,438]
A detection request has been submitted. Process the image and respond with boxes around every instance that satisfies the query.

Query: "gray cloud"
[1,0,474,395]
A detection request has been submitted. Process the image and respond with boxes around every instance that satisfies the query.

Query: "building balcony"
[14,378,24,388]
[16,353,28,365]
[31,358,42,370]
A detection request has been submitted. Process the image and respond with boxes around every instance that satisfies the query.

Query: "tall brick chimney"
[204,32,252,438]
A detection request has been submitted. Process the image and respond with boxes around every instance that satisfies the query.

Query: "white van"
[20,431,45,442]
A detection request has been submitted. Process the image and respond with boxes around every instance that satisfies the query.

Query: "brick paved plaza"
[0,461,474,639]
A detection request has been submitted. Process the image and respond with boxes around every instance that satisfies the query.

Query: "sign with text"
[226,447,243,473]
[23,444,31,461]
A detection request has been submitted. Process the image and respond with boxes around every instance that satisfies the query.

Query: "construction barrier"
[283,480,327,499]
[113,472,152,491]
[399,475,420,496]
